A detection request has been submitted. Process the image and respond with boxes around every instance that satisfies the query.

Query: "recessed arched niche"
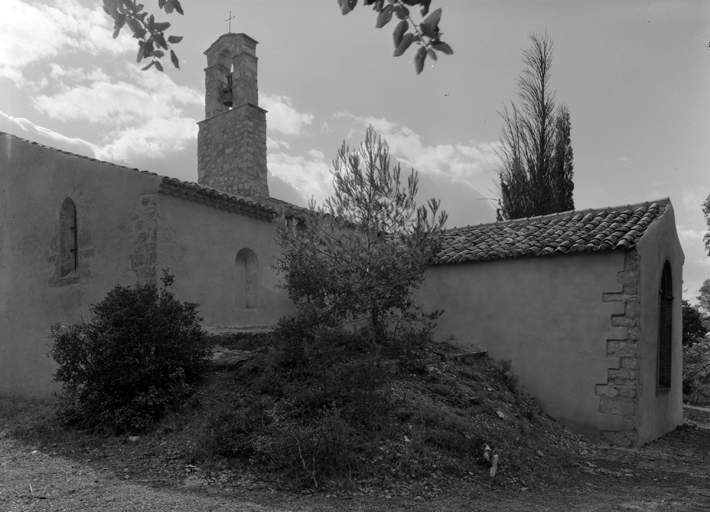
[657,260,673,392]
[58,197,78,277]
[235,248,258,309]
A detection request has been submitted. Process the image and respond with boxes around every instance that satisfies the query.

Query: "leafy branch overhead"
[339,0,454,74]
[103,0,184,72]
[104,1,451,74]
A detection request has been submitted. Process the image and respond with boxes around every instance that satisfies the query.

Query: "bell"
[221,75,233,108]
[221,90,233,108]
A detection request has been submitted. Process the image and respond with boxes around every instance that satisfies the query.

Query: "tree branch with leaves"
[338,0,454,74]
[103,0,452,74]
[103,0,184,71]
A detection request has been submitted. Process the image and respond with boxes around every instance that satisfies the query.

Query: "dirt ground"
[1,398,709,512]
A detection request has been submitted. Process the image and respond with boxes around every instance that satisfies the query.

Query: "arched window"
[657,261,673,391]
[235,248,258,309]
[59,197,78,277]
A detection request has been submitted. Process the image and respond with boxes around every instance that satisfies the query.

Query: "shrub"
[682,300,708,346]
[683,339,710,405]
[47,271,211,433]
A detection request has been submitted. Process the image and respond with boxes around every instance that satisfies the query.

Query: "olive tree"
[275,126,447,342]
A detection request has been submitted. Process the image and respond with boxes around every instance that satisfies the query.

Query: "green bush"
[47,271,211,433]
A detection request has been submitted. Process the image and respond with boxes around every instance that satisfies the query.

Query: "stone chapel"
[0,33,684,447]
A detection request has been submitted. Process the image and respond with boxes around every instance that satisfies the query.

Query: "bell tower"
[197,33,269,197]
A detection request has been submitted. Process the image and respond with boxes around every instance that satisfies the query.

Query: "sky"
[1,0,709,302]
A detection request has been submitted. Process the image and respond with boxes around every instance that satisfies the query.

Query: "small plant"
[47,270,211,433]
[499,359,519,393]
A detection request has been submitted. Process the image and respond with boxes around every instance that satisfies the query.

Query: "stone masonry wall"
[130,193,158,282]
[597,249,640,446]
[197,104,269,198]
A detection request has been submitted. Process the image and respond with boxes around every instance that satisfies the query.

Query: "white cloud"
[0,0,133,85]
[268,150,333,204]
[48,64,110,83]
[267,137,290,151]
[96,116,198,162]
[678,228,707,241]
[33,67,201,125]
[259,93,314,136]
[333,113,500,191]
[25,62,202,162]
[682,185,709,214]
[615,156,630,164]
[0,110,100,157]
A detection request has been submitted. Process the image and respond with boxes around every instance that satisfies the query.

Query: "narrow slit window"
[235,248,258,309]
[657,261,673,391]
[59,198,78,277]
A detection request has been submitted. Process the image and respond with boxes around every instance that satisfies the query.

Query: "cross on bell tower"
[225,11,235,33]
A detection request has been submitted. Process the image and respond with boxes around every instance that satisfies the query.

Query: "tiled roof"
[435,199,670,265]
[159,178,278,222]
[158,178,312,222]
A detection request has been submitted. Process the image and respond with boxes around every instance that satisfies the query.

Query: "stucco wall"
[418,251,630,440]
[155,194,294,327]
[0,134,163,398]
[635,203,684,444]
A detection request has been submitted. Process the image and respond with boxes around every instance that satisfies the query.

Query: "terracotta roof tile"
[158,177,277,222]
[158,178,312,222]
[434,199,669,265]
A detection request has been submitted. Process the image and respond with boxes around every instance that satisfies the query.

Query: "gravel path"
[1,434,290,512]
[3,398,710,512]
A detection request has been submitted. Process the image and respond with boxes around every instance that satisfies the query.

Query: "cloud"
[330,113,501,215]
[267,150,333,205]
[2,77,199,166]
[265,113,498,226]
[678,228,707,241]
[682,185,709,214]
[267,137,290,151]
[268,173,309,208]
[0,110,99,157]
[26,63,202,162]
[33,67,201,125]
[259,93,314,136]
[417,173,497,228]
[335,113,499,183]
[96,116,198,163]
[0,0,132,85]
